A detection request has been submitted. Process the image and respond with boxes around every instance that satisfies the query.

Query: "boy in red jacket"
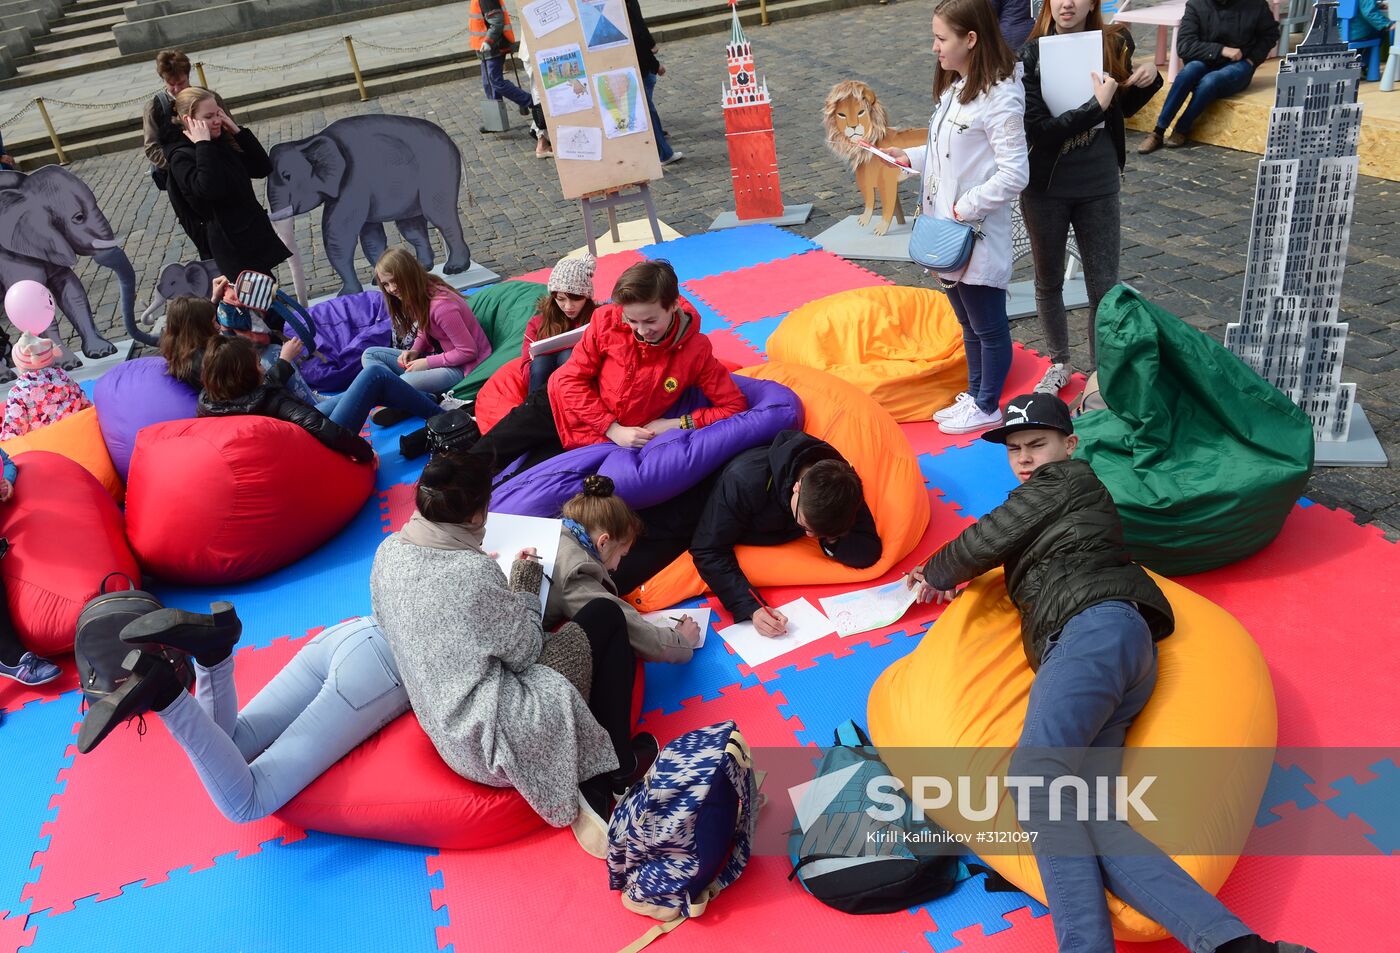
[470,260,748,475]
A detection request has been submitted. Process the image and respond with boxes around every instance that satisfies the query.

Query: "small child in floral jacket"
[0,333,92,441]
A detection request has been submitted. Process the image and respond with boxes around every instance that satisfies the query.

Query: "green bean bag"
[449,280,548,401]
[1073,285,1314,575]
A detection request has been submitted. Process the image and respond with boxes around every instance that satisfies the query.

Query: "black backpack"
[75,573,191,705]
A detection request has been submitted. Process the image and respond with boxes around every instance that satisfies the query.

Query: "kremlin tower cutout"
[720,1,791,221]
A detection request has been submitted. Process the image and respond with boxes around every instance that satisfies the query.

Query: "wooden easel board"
[518,0,663,200]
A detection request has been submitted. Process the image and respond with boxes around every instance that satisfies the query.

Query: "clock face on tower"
[735,69,751,86]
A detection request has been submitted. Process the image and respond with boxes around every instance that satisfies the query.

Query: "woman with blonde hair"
[359,248,492,421]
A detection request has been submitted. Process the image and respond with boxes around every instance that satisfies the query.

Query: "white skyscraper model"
[1225,1,1371,454]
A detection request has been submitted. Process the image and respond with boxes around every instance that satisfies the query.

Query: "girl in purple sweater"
[359,248,492,423]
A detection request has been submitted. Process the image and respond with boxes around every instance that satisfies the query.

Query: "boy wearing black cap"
[908,393,1314,953]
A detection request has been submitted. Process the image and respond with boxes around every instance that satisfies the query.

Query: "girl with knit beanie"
[0,332,92,441]
[522,254,597,395]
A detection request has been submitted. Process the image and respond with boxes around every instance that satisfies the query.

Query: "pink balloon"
[4,280,56,335]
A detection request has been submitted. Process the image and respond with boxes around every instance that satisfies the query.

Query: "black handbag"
[426,408,481,456]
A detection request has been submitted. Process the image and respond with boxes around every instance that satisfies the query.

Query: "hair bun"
[582,474,615,498]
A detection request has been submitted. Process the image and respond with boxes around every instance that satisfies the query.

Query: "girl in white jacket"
[888,0,1029,435]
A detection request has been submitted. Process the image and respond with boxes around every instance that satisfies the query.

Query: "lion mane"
[823,80,922,171]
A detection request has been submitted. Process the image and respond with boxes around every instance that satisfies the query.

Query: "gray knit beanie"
[548,254,596,299]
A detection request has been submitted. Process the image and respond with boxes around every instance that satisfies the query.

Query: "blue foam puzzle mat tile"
[680,287,734,334]
[918,443,1019,521]
[1296,497,1313,508]
[151,498,384,650]
[641,599,760,715]
[1255,762,1321,827]
[639,225,817,284]
[916,869,1049,952]
[0,693,81,914]
[1324,759,1400,854]
[730,312,788,357]
[21,833,443,953]
[767,628,926,747]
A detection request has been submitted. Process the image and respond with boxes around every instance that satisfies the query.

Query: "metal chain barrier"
[0,98,39,131]
[353,24,472,53]
[42,88,163,112]
[196,36,345,75]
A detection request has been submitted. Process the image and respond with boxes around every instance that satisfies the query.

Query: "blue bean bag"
[92,357,199,481]
[490,375,803,516]
[299,291,393,392]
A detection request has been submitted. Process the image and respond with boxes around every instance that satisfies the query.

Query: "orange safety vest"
[468,0,518,54]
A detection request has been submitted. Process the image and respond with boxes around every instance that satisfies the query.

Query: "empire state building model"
[721,0,784,220]
[1224,1,1366,448]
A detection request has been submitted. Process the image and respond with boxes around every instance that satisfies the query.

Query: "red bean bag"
[275,662,646,848]
[0,451,140,655]
[125,416,375,585]
[475,357,528,434]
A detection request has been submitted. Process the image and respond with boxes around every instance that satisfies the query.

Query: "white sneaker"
[660,151,684,166]
[937,400,1003,435]
[932,391,973,422]
[1034,363,1072,395]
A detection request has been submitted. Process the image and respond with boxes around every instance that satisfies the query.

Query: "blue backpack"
[607,721,758,950]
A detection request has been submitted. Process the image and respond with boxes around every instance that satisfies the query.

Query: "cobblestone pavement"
[38,2,1400,537]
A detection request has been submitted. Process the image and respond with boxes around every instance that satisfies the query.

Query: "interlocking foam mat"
[2,225,1395,952]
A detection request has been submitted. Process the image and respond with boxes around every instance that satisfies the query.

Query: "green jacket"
[921,458,1174,670]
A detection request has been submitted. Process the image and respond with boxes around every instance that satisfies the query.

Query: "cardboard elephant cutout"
[0,166,137,367]
[265,114,473,297]
[137,259,222,341]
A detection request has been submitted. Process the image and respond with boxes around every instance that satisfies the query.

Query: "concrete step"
[19,30,113,62]
[47,11,123,36]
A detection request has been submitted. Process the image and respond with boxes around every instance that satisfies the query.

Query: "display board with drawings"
[520,0,663,199]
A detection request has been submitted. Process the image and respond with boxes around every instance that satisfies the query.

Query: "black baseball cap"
[981,393,1074,444]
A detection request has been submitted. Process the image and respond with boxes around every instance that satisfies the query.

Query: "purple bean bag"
[92,357,198,481]
[490,375,803,516]
[300,291,393,391]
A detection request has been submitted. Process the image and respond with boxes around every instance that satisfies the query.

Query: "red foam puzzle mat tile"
[0,660,79,715]
[511,249,644,301]
[429,840,935,953]
[22,634,318,916]
[0,909,34,953]
[637,681,807,750]
[380,482,417,533]
[684,251,892,326]
[704,327,766,371]
[1175,503,1400,748]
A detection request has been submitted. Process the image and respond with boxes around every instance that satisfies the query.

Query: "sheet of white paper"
[578,0,632,51]
[717,598,836,668]
[819,579,919,637]
[594,67,649,139]
[858,140,918,176]
[555,125,604,161]
[1038,31,1104,119]
[640,608,713,649]
[523,0,575,37]
[538,43,592,116]
[482,513,561,614]
[529,323,588,357]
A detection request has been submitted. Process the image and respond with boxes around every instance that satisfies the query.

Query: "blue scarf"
[562,517,601,562]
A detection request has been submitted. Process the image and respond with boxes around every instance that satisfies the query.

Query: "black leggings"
[609,475,715,596]
[470,387,565,477]
[572,597,636,769]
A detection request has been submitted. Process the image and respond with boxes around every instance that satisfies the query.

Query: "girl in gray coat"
[371,453,654,857]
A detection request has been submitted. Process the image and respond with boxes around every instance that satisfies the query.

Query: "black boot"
[400,426,430,460]
[76,650,184,754]
[610,732,660,794]
[121,602,242,668]
[371,406,414,427]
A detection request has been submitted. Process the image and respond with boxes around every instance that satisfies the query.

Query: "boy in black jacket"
[611,431,880,634]
[909,394,1313,953]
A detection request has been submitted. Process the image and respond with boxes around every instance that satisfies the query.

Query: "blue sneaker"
[0,652,62,686]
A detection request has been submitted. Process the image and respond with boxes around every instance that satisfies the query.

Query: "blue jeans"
[944,282,1012,414]
[315,363,444,431]
[642,72,674,162]
[1010,602,1252,953]
[527,346,573,395]
[157,618,409,823]
[1156,59,1255,135]
[481,54,532,108]
[257,345,318,405]
[361,346,465,395]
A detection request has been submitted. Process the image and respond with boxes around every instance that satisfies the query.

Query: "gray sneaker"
[1035,363,1072,394]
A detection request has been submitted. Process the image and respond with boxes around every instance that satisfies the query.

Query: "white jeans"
[158,617,409,823]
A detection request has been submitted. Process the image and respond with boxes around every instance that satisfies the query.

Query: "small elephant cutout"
[140,259,223,333]
[265,115,473,297]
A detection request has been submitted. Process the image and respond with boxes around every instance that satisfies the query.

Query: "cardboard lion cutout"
[823,81,927,236]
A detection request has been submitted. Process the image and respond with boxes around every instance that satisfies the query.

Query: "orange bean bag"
[867,568,1277,942]
[0,406,123,503]
[475,356,528,434]
[630,362,930,612]
[0,451,141,655]
[276,662,646,848]
[766,286,967,423]
[125,416,375,585]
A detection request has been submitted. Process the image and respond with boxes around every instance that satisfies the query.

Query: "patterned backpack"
[606,721,759,951]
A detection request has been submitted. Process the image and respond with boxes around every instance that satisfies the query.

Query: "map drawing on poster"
[523,0,575,38]
[539,44,591,115]
[595,67,648,138]
[579,0,631,51]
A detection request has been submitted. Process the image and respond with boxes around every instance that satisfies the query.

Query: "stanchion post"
[344,36,369,102]
[759,0,770,26]
[35,98,68,165]
[195,62,208,88]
